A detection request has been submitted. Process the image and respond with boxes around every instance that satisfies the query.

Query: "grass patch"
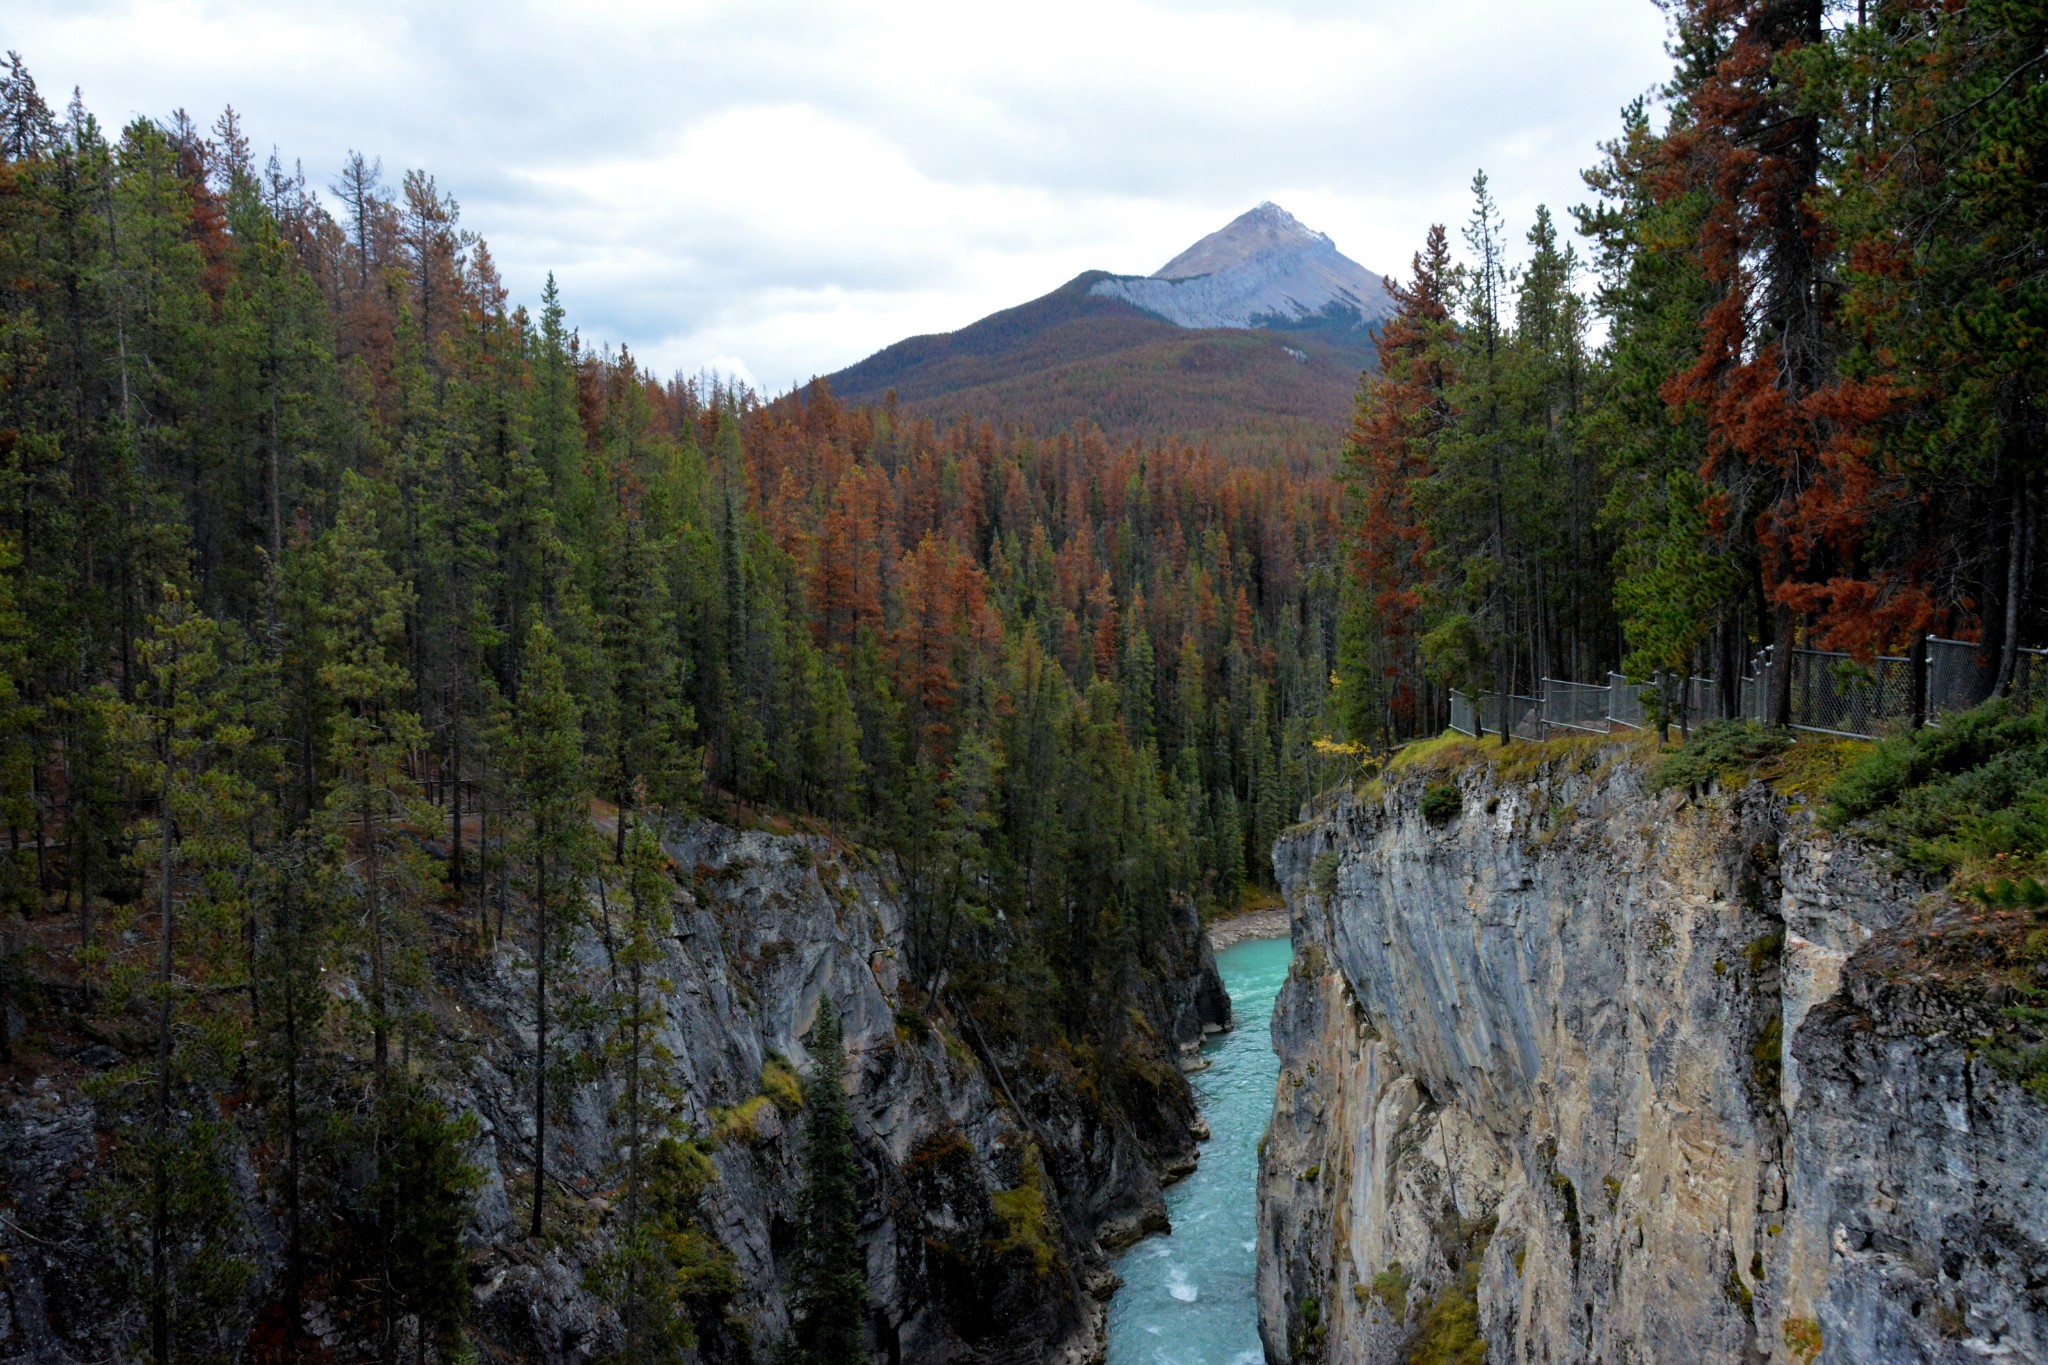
[989,1146,1060,1276]
[1357,1259,1408,1320]
[1752,1014,1784,1093]
[1744,931,1785,974]
[760,1054,804,1113]
[1404,1259,1486,1365]
[1385,728,1650,795]
[1763,735,1866,800]
[1784,1317,1823,1362]
[711,1094,776,1146]
[1724,1249,1756,1319]
[1389,731,1481,774]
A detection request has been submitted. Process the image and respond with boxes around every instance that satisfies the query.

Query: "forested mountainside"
[0,53,1338,1362]
[1333,0,2047,749]
[824,209,1382,467]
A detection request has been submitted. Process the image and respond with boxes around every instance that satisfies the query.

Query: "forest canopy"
[1334,0,2047,748]
[0,50,1342,1359]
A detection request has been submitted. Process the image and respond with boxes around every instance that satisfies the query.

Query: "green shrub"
[1358,1259,1408,1319]
[1311,850,1340,898]
[1421,784,1462,825]
[1648,720,1793,794]
[1986,991,2048,1099]
[1743,931,1784,974]
[1406,1261,1486,1365]
[711,1094,776,1145]
[1966,877,2048,910]
[989,1148,1060,1276]
[1823,698,2048,874]
[1752,1015,1783,1093]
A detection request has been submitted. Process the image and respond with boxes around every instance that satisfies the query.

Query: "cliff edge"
[1258,737,2047,1364]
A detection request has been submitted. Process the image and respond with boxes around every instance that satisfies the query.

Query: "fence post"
[1910,634,1928,729]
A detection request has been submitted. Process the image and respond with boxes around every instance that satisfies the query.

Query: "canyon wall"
[1257,743,2046,1364]
[2,817,1227,1364]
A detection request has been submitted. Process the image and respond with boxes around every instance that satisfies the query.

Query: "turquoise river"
[1107,933,1293,1365]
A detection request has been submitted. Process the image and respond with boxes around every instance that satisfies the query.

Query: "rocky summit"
[1088,202,1392,331]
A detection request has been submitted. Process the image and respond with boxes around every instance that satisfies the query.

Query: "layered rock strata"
[1258,746,2046,1364]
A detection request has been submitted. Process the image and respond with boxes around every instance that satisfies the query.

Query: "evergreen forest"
[1336,0,2045,748]
[0,0,2044,1358]
[0,47,1342,1363]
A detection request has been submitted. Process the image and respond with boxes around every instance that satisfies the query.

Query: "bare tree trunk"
[1996,482,2025,695]
[283,932,304,1362]
[364,788,387,1088]
[0,917,12,1065]
[450,627,464,900]
[1768,606,1794,727]
[531,841,548,1241]
[152,751,174,1365]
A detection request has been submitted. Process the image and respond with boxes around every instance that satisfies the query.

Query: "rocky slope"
[1090,203,1391,332]
[2,816,1228,1364]
[1258,741,2047,1364]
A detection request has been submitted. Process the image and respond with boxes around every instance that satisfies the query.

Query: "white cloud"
[9,0,1674,391]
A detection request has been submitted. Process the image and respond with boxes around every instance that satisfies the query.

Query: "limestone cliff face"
[1257,746,2047,1365]
[1,817,1227,1364]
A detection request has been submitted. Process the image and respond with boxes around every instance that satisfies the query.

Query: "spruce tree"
[786,1005,866,1365]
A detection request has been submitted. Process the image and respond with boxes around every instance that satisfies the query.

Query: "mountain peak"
[1085,202,1390,332]
[1154,201,1333,281]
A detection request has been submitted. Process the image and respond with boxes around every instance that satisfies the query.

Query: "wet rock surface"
[1257,747,2047,1364]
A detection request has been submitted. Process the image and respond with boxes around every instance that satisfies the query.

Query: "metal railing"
[1606,672,1646,729]
[1447,690,1540,739]
[1542,678,1610,733]
[1450,637,2043,745]
[1926,636,2048,724]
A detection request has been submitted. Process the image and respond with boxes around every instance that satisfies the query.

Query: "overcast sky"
[10,0,1674,392]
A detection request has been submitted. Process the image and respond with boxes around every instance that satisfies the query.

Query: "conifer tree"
[106,585,265,1364]
[319,474,433,1093]
[786,1005,866,1365]
[511,620,595,1240]
[379,1081,481,1360]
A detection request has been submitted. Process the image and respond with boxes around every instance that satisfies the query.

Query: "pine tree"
[318,474,433,1093]
[510,620,595,1240]
[590,823,738,1361]
[105,585,265,1364]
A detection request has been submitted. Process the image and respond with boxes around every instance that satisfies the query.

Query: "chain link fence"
[1685,675,1730,722]
[1450,639,2040,745]
[1781,649,1915,738]
[1926,636,2048,723]
[1449,690,1541,739]
[1606,673,1647,729]
[1542,678,1610,733]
